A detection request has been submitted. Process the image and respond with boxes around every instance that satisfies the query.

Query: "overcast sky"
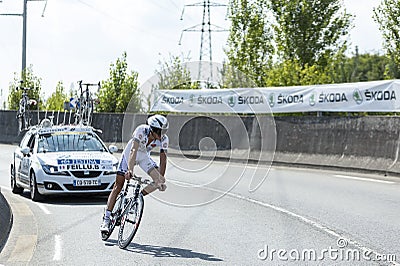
[0,0,385,107]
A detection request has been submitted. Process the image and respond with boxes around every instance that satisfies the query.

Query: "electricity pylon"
[179,0,227,82]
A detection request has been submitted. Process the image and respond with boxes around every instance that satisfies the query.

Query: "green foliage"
[225,0,273,87]
[154,54,199,90]
[97,52,141,113]
[266,59,334,86]
[7,65,44,110]
[219,60,257,88]
[373,0,400,78]
[325,47,392,83]
[224,0,354,87]
[346,52,389,82]
[223,0,397,87]
[46,81,68,111]
[270,0,353,68]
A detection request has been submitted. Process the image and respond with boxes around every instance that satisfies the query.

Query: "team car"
[10,119,119,201]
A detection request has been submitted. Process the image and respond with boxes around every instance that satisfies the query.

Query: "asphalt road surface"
[0,143,399,265]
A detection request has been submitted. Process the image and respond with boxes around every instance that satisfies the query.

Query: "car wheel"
[11,164,23,194]
[30,172,44,202]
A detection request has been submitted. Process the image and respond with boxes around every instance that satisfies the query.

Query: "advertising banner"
[150,80,400,113]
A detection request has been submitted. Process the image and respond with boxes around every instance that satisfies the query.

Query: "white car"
[10,121,119,201]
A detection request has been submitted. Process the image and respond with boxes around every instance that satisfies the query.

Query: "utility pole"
[22,0,27,74]
[0,0,48,79]
[179,0,227,82]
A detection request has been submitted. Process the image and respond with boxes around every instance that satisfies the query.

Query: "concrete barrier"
[0,188,12,253]
[1,110,400,175]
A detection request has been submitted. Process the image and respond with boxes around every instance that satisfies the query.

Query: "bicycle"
[16,81,37,132]
[101,175,154,249]
[75,81,100,126]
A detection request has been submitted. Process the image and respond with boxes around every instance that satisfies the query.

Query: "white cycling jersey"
[118,125,169,174]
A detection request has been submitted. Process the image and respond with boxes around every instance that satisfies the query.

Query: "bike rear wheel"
[118,193,144,249]
[101,193,123,241]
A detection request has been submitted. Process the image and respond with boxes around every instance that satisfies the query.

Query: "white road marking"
[53,235,62,261]
[7,235,37,262]
[35,203,51,215]
[172,179,399,266]
[2,185,51,213]
[10,203,34,216]
[0,185,11,192]
[334,174,395,184]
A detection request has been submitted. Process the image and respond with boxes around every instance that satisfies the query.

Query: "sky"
[0,0,385,108]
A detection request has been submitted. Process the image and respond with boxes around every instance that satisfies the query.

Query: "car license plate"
[73,179,99,186]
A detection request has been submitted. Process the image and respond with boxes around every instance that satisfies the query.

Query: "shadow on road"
[105,239,223,262]
[19,191,107,205]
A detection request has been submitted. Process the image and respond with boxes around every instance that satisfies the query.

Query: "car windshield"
[37,131,106,153]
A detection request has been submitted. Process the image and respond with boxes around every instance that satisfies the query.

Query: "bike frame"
[16,81,34,131]
[101,175,153,244]
[116,175,151,221]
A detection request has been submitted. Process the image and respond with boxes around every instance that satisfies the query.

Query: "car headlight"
[104,162,119,175]
[41,164,70,176]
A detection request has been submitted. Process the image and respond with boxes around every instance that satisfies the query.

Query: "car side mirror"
[108,145,118,154]
[21,147,30,156]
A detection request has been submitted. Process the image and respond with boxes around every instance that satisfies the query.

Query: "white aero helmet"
[147,114,169,136]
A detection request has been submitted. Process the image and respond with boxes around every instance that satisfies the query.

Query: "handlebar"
[127,175,154,186]
[77,80,101,90]
[16,86,33,92]
[16,80,34,92]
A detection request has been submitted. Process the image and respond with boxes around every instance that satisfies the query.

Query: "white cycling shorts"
[117,151,158,175]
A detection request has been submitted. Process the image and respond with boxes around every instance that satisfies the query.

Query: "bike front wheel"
[101,193,124,241]
[118,193,144,249]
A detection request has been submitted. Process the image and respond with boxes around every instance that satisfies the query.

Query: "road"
[0,143,399,265]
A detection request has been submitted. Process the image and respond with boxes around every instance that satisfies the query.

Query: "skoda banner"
[150,80,400,114]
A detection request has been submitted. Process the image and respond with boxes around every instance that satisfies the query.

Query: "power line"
[179,0,227,81]
[74,0,179,44]
[167,0,180,9]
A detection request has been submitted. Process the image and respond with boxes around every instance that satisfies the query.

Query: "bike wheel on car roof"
[118,193,144,249]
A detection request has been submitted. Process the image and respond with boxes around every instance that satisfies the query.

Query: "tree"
[270,0,352,68]
[347,52,389,82]
[373,0,400,78]
[325,46,392,83]
[7,65,44,110]
[97,52,141,113]
[225,0,274,87]
[46,81,68,111]
[266,59,334,86]
[219,60,257,88]
[154,54,199,90]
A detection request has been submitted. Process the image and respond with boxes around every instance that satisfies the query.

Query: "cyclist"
[100,114,169,232]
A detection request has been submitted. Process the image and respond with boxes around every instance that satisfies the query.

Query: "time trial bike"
[101,175,153,249]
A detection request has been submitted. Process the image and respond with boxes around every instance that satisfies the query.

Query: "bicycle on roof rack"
[16,80,37,132]
[75,80,100,126]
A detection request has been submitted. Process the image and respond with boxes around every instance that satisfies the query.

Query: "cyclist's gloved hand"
[158,183,167,191]
[124,171,133,180]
